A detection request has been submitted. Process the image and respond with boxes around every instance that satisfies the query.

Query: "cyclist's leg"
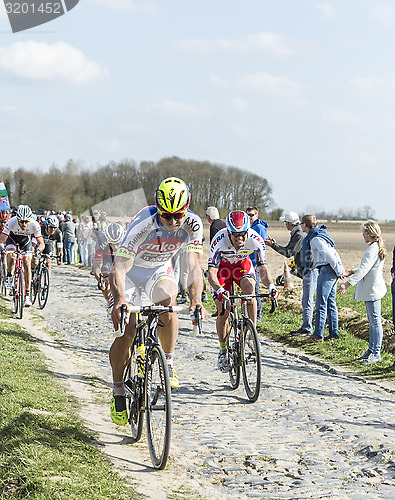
[109,314,137,425]
[5,240,16,276]
[22,254,32,296]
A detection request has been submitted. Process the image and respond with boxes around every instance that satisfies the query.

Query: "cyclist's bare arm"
[110,255,134,324]
[258,263,274,288]
[207,266,221,291]
[92,258,102,281]
[36,236,45,253]
[186,251,208,321]
[0,233,7,246]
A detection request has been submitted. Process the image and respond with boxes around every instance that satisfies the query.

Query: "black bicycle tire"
[227,312,240,390]
[241,318,261,402]
[0,257,6,296]
[12,270,18,314]
[38,267,50,309]
[17,269,24,319]
[124,346,144,443]
[30,266,39,305]
[145,345,171,469]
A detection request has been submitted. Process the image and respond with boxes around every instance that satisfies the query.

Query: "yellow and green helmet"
[155,177,191,215]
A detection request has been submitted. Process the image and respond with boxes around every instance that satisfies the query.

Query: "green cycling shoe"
[110,395,128,426]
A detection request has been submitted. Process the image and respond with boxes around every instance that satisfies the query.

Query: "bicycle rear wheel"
[145,345,171,469]
[227,312,240,390]
[17,270,24,319]
[124,344,144,442]
[241,318,261,402]
[0,256,6,296]
[38,267,50,309]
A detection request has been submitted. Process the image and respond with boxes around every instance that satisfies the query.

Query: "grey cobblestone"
[38,265,395,499]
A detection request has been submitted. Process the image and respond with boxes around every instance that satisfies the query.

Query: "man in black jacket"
[206,206,226,243]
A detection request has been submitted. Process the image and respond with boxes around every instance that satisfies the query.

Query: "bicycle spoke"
[124,343,144,442]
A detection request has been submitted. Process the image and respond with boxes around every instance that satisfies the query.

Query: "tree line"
[0,157,277,219]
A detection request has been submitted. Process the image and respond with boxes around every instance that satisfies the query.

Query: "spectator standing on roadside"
[301,216,344,344]
[265,211,304,278]
[338,220,387,364]
[206,206,226,243]
[62,214,76,264]
[266,212,317,336]
[245,206,269,322]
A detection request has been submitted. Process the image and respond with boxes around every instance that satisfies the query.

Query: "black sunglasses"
[231,230,248,237]
[160,211,186,220]
[19,220,30,223]
[246,213,255,217]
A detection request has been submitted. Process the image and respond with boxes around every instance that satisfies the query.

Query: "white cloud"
[88,0,160,14]
[0,41,109,83]
[171,32,299,58]
[211,72,297,94]
[372,3,395,26]
[0,105,17,112]
[315,3,341,19]
[144,100,209,118]
[96,138,122,154]
[231,98,248,113]
[323,109,361,123]
[349,75,385,91]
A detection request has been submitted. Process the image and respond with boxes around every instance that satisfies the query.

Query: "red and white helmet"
[226,210,250,233]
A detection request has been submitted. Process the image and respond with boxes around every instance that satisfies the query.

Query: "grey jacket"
[271,225,304,277]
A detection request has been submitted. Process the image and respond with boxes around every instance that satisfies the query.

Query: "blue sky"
[0,1,394,219]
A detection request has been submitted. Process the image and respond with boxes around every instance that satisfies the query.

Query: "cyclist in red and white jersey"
[109,177,207,425]
[0,205,45,306]
[208,210,278,372]
[0,210,10,235]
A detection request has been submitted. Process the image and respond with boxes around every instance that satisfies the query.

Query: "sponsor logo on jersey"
[184,216,201,233]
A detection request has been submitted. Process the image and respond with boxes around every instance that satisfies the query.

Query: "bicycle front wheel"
[30,267,39,305]
[145,345,171,469]
[0,258,6,296]
[241,318,261,402]
[124,346,144,443]
[17,270,24,319]
[38,268,50,309]
[227,312,240,390]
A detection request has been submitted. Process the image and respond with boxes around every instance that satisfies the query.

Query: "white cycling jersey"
[208,227,266,267]
[2,216,42,240]
[117,205,203,268]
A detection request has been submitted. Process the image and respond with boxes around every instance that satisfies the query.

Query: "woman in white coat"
[338,220,387,364]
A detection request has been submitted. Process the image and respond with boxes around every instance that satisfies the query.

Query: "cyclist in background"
[109,177,207,425]
[0,205,45,306]
[208,210,278,373]
[92,222,125,322]
[36,215,63,271]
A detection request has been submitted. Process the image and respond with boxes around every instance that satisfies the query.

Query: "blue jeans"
[301,269,318,332]
[391,278,395,327]
[365,300,383,355]
[64,238,75,264]
[313,265,338,340]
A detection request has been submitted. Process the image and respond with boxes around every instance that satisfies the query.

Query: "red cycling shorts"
[217,258,255,293]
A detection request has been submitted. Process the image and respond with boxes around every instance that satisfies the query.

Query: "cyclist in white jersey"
[109,177,207,425]
[208,210,278,373]
[0,205,45,306]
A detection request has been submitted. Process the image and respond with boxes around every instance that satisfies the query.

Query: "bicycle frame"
[11,245,25,318]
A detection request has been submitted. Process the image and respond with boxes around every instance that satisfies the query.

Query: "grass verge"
[0,303,137,500]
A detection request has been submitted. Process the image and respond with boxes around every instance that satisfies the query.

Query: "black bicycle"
[0,246,7,296]
[31,254,53,309]
[121,303,199,469]
[223,291,277,402]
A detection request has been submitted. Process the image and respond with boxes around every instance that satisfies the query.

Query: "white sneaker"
[5,276,12,289]
[25,295,32,307]
[217,351,229,373]
[362,353,382,364]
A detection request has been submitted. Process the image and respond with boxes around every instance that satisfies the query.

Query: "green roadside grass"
[0,303,137,500]
[203,287,395,383]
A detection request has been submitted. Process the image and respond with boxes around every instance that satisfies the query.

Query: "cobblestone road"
[38,265,395,499]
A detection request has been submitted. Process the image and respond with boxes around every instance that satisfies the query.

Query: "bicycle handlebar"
[220,292,278,315]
